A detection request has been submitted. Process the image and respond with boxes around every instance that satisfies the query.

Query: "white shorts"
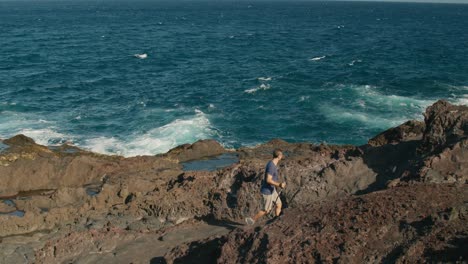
[262,189,280,212]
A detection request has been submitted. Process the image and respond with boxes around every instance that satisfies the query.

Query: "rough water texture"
[0,100,466,263]
[1,1,468,157]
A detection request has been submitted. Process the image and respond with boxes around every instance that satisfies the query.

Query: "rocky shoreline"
[0,100,466,263]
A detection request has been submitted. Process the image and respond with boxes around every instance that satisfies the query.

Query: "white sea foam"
[258,77,272,81]
[348,59,362,66]
[351,85,433,111]
[244,83,271,94]
[0,112,69,145]
[309,56,326,61]
[18,128,70,146]
[440,83,468,91]
[451,97,468,106]
[319,104,409,129]
[83,110,216,157]
[134,53,148,59]
[319,84,435,129]
[299,96,310,102]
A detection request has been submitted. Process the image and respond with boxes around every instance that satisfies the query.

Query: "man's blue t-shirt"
[260,160,278,195]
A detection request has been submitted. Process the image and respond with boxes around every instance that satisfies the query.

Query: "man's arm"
[266,174,285,188]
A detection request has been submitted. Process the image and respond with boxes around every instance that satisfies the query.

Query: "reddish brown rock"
[368,120,425,146]
[0,100,466,263]
[421,100,468,154]
[165,139,226,162]
[165,184,468,264]
[3,134,36,146]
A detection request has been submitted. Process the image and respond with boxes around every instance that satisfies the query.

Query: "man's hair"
[273,148,283,158]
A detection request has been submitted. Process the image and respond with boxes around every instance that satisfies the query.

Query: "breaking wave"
[244,83,271,94]
[17,128,70,146]
[82,110,216,157]
[309,56,326,61]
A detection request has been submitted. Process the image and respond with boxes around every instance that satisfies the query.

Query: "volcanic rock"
[165,139,226,162]
[420,100,468,154]
[0,100,466,263]
[368,120,425,146]
[165,184,467,264]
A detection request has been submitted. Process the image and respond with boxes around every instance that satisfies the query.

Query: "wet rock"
[0,100,466,263]
[368,120,425,146]
[0,200,16,213]
[3,134,36,146]
[165,139,226,162]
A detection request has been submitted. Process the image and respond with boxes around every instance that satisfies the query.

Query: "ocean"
[1,0,467,157]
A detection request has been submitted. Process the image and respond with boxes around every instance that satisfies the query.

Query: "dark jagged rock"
[0,101,466,263]
[368,120,425,146]
[420,100,468,154]
[165,184,467,264]
[165,139,226,162]
[3,134,37,146]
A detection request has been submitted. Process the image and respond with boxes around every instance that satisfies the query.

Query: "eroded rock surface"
[0,100,466,263]
[165,184,467,264]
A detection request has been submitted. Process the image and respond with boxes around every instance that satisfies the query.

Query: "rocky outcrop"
[162,100,468,263]
[368,120,425,146]
[420,100,468,154]
[165,184,467,264]
[0,137,120,196]
[0,100,466,263]
[164,139,226,162]
[412,101,468,184]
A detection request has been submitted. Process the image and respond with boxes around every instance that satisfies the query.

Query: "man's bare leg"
[275,202,282,217]
[246,210,268,225]
[253,210,267,221]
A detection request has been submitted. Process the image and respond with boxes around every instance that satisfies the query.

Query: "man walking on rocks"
[245,149,286,225]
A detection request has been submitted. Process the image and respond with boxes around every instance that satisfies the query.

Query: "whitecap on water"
[437,83,468,92]
[309,56,326,61]
[348,59,362,66]
[319,104,409,129]
[318,84,435,129]
[244,83,271,94]
[134,53,148,59]
[350,85,433,110]
[83,110,217,157]
[18,128,70,146]
[0,112,70,145]
[258,77,272,81]
[451,97,468,106]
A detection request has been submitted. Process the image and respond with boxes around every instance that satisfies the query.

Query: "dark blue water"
[1,1,467,156]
